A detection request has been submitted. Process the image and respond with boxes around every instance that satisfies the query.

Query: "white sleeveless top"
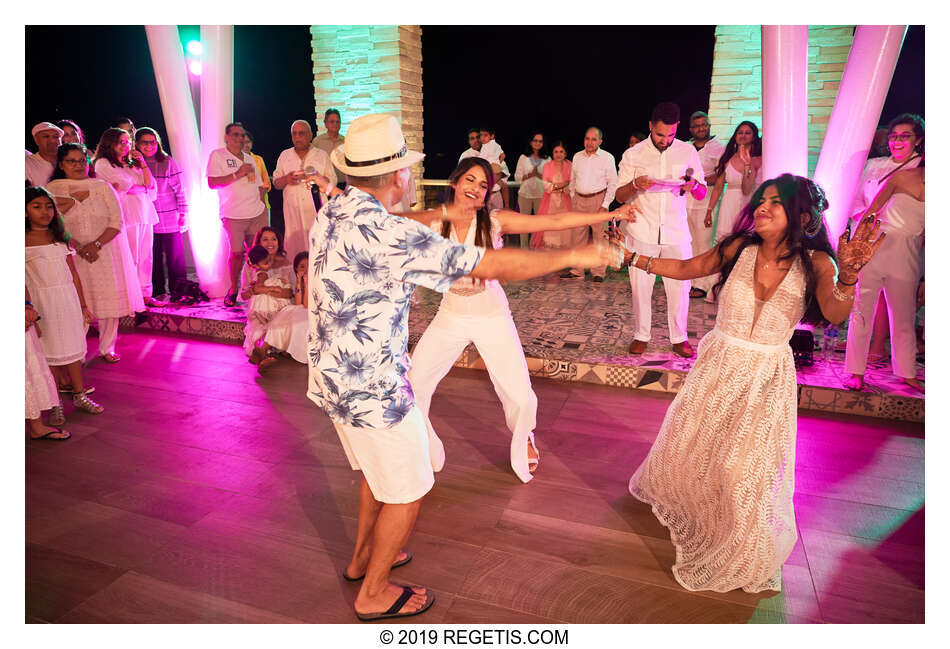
[431,211,510,317]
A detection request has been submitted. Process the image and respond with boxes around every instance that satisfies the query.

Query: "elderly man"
[26,122,63,186]
[309,113,616,621]
[685,111,726,298]
[616,102,707,357]
[206,121,267,306]
[311,108,345,154]
[567,127,618,281]
[273,119,337,259]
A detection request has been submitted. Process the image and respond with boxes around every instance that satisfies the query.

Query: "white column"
[144,26,212,290]
[761,25,809,179]
[196,25,235,297]
[813,25,906,243]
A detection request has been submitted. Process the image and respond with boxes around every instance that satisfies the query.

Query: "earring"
[803,215,822,238]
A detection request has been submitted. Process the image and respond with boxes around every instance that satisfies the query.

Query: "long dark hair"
[26,186,69,243]
[51,143,90,181]
[253,226,287,258]
[442,157,494,247]
[135,127,169,162]
[714,121,762,178]
[523,132,549,159]
[712,174,836,325]
[94,127,132,168]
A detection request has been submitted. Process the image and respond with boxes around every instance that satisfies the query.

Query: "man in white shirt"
[26,122,63,187]
[567,127,617,280]
[478,127,509,210]
[273,119,337,259]
[615,102,707,357]
[312,108,345,155]
[458,128,481,162]
[685,111,726,298]
[206,121,267,306]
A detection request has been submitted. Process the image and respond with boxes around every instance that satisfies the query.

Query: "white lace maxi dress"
[629,245,805,592]
[25,243,87,366]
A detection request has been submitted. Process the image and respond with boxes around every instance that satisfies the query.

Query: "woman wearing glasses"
[47,143,144,364]
[514,132,549,247]
[843,114,924,392]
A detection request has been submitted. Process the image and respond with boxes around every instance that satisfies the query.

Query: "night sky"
[26,24,924,184]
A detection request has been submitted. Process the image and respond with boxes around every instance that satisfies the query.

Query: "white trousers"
[627,239,691,344]
[85,318,119,356]
[844,260,920,379]
[687,206,716,292]
[125,223,154,298]
[408,309,538,483]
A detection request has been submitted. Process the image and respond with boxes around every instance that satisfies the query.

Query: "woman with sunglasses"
[844,114,925,392]
[47,143,144,364]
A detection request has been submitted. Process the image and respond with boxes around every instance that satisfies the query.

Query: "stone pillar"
[707,25,855,176]
[310,25,424,208]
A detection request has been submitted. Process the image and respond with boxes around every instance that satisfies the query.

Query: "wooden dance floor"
[26,331,924,623]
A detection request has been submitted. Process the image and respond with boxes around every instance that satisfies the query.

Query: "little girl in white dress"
[240,244,294,360]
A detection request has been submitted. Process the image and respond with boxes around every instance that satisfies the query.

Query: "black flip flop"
[31,427,71,441]
[342,551,413,582]
[355,585,435,622]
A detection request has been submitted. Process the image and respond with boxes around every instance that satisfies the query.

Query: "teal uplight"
[186,40,203,56]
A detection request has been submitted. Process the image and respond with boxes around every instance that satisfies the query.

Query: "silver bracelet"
[629,251,640,269]
[832,282,855,302]
[645,256,655,275]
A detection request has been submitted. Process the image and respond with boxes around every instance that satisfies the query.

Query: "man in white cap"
[272,119,336,259]
[26,122,63,186]
[309,113,618,621]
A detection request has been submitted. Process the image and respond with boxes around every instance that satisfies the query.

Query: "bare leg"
[345,477,384,579]
[63,361,84,392]
[868,293,889,358]
[28,418,68,439]
[228,252,244,296]
[353,496,428,616]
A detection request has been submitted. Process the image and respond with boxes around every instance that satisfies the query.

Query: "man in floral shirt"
[310,114,618,621]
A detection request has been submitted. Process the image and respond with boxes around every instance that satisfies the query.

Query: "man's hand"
[634,175,654,191]
[611,203,640,222]
[235,163,254,179]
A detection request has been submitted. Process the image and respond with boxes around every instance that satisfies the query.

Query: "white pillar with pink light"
[760,25,809,180]
[813,25,907,243]
[198,24,236,298]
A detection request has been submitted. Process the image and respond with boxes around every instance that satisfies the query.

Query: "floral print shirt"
[307,186,484,428]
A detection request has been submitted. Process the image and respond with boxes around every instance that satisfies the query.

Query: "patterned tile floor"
[129,270,924,422]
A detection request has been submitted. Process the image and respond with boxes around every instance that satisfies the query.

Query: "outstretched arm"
[617,236,742,281]
[469,243,619,282]
[494,204,637,234]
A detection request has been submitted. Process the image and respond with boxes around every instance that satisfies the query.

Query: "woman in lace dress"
[407,157,634,483]
[612,174,884,592]
[48,143,144,363]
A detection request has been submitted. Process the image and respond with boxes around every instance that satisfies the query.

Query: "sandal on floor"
[355,586,435,622]
[73,391,104,414]
[343,551,413,582]
[58,385,95,395]
[224,293,238,307]
[248,346,265,365]
[257,353,280,374]
[101,353,121,363]
[527,434,540,474]
[49,405,65,426]
[689,288,707,298]
[844,375,864,391]
[31,427,71,441]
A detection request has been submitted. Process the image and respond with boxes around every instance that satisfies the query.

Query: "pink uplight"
[189,61,202,76]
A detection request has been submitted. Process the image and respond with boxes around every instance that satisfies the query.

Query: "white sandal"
[527,433,540,474]
[73,391,104,414]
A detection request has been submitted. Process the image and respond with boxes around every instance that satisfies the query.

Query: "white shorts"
[332,406,435,504]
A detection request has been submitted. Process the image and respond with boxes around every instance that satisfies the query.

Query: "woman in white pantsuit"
[408,157,635,483]
[844,114,924,392]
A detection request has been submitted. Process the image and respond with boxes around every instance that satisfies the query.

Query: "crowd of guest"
[24,105,926,439]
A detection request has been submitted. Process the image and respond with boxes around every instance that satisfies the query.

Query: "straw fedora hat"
[330,113,424,177]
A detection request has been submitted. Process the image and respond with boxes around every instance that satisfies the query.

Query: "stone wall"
[310,25,424,207]
[707,25,855,174]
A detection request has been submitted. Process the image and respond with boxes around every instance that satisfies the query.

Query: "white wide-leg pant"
[125,223,154,298]
[86,318,119,356]
[627,238,691,344]
[408,309,538,483]
[844,242,921,379]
